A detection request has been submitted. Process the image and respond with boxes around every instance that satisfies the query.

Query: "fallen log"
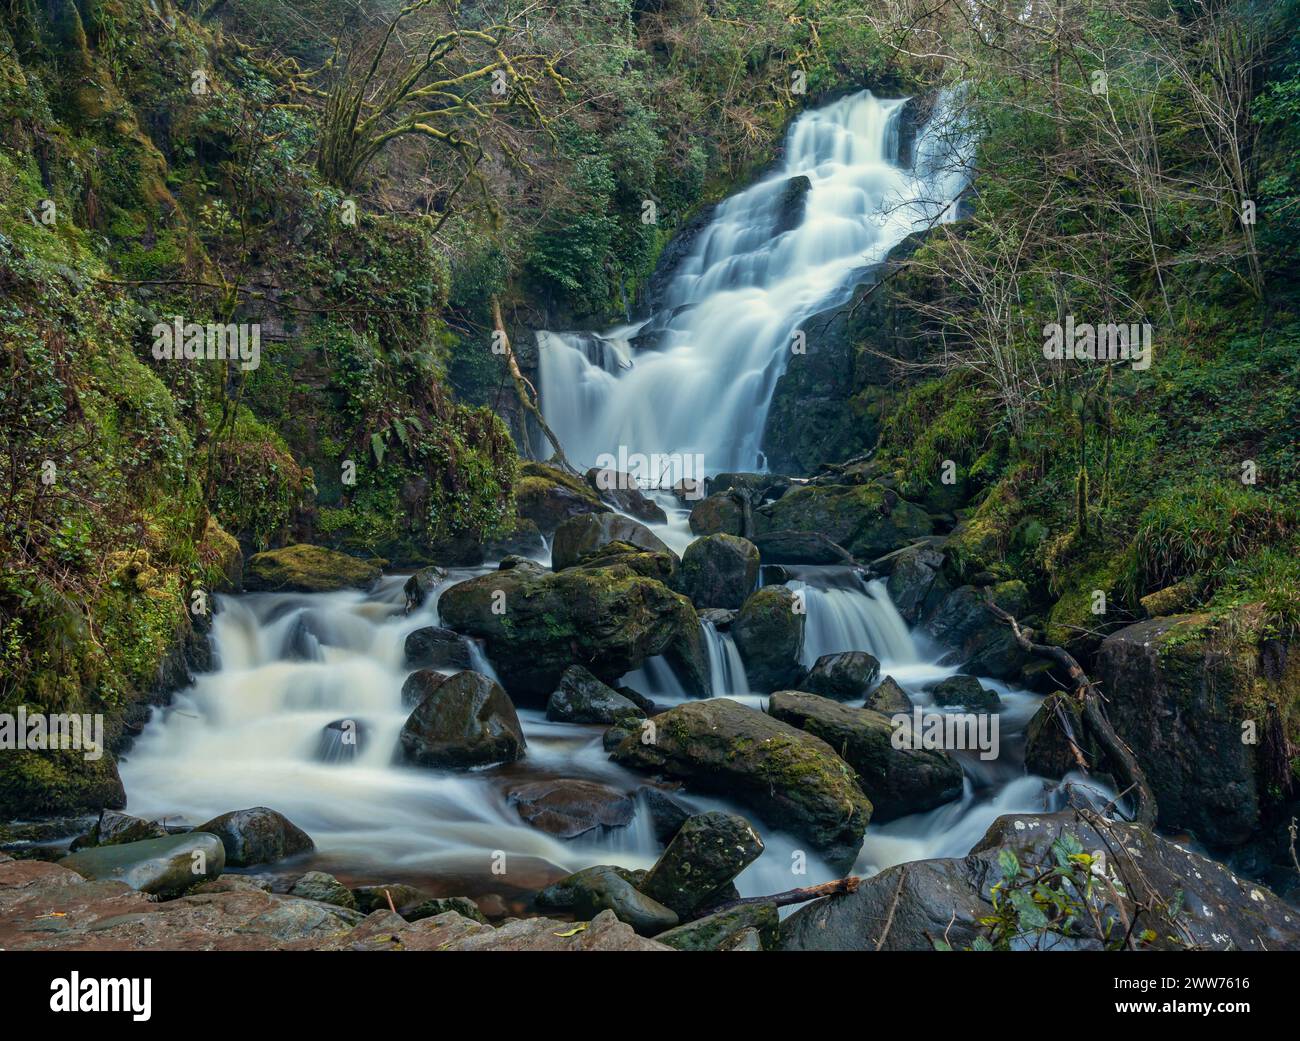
[984,592,1156,827]
[703,875,862,914]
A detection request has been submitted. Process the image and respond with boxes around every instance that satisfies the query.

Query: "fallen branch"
[704,875,862,914]
[490,295,575,473]
[984,592,1156,827]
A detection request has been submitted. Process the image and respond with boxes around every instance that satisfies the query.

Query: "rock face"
[754,484,931,560]
[551,512,674,571]
[244,544,381,593]
[60,833,225,897]
[866,676,912,715]
[546,665,645,724]
[640,812,764,917]
[584,468,668,523]
[676,533,760,610]
[688,492,746,536]
[399,671,526,769]
[438,560,708,700]
[886,542,950,624]
[404,626,473,669]
[926,581,1030,680]
[194,807,315,868]
[751,531,854,565]
[929,674,1001,712]
[732,585,806,691]
[611,698,871,871]
[781,811,1300,951]
[768,692,963,821]
[535,865,679,936]
[507,779,635,838]
[514,462,610,534]
[800,651,881,702]
[1096,611,1300,849]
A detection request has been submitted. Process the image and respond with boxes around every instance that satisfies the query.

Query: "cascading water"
[538,89,970,479]
[120,88,1101,914]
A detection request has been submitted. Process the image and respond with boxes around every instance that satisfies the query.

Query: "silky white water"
[538,89,970,479]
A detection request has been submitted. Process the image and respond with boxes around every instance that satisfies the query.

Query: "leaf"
[392,418,408,448]
[554,923,588,938]
[371,431,386,466]
[997,848,1020,881]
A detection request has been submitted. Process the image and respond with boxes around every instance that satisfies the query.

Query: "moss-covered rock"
[535,864,679,936]
[515,462,609,535]
[732,585,806,691]
[398,671,526,769]
[611,698,871,871]
[640,811,764,917]
[438,561,709,700]
[654,901,779,951]
[551,512,673,571]
[754,483,931,561]
[799,651,880,702]
[676,533,760,610]
[244,544,382,593]
[688,492,746,536]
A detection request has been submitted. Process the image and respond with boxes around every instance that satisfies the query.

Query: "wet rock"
[244,544,382,593]
[655,901,778,951]
[732,585,805,690]
[315,717,367,762]
[60,833,225,897]
[399,671,526,769]
[515,462,609,535]
[404,625,474,670]
[546,665,646,724]
[751,530,854,565]
[1024,693,1089,778]
[885,542,950,624]
[676,533,760,609]
[688,492,746,536]
[237,897,365,942]
[535,865,679,936]
[508,779,635,838]
[483,517,547,560]
[401,668,449,708]
[403,566,447,611]
[800,651,880,702]
[75,810,167,849]
[927,581,1030,680]
[551,512,674,571]
[405,896,488,924]
[709,472,791,505]
[866,675,912,715]
[637,786,693,844]
[1097,610,1300,849]
[290,871,357,909]
[351,884,432,915]
[768,692,963,821]
[641,811,764,917]
[929,674,1001,712]
[781,811,1300,951]
[585,468,668,523]
[697,607,736,629]
[611,698,871,871]
[194,807,315,868]
[754,484,931,560]
[773,174,811,234]
[439,561,709,700]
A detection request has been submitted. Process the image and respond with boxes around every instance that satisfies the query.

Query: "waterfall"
[538,89,971,477]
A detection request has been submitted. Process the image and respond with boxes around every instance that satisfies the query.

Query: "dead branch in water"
[984,592,1156,827]
[490,295,575,473]
[705,875,862,914]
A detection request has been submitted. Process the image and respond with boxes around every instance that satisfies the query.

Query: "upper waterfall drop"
[538,89,971,480]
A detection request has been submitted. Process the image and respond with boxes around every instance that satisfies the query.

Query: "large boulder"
[551,512,674,571]
[401,668,449,708]
[676,534,760,610]
[885,541,950,625]
[535,865,679,936]
[515,462,610,535]
[732,585,805,691]
[244,544,381,593]
[799,651,880,702]
[768,692,963,821]
[76,809,167,849]
[507,779,634,839]
[546,665,645,724]
[611,698,871,871]
[929,674,1001,712]
[754,484,931,560]
[751,530,854,565]
[1097,610,1300,849]
[404,626,473,669]
[60,833,225,897]
[640,812,764,918]
[585,468,668,523]
[398,671,526,769]
[688,492,746,536]
[781,811,1300,951]
[926,581,1031,680]
[438,561,709,700]
[866,676,912,715]
[194,807,315,867]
